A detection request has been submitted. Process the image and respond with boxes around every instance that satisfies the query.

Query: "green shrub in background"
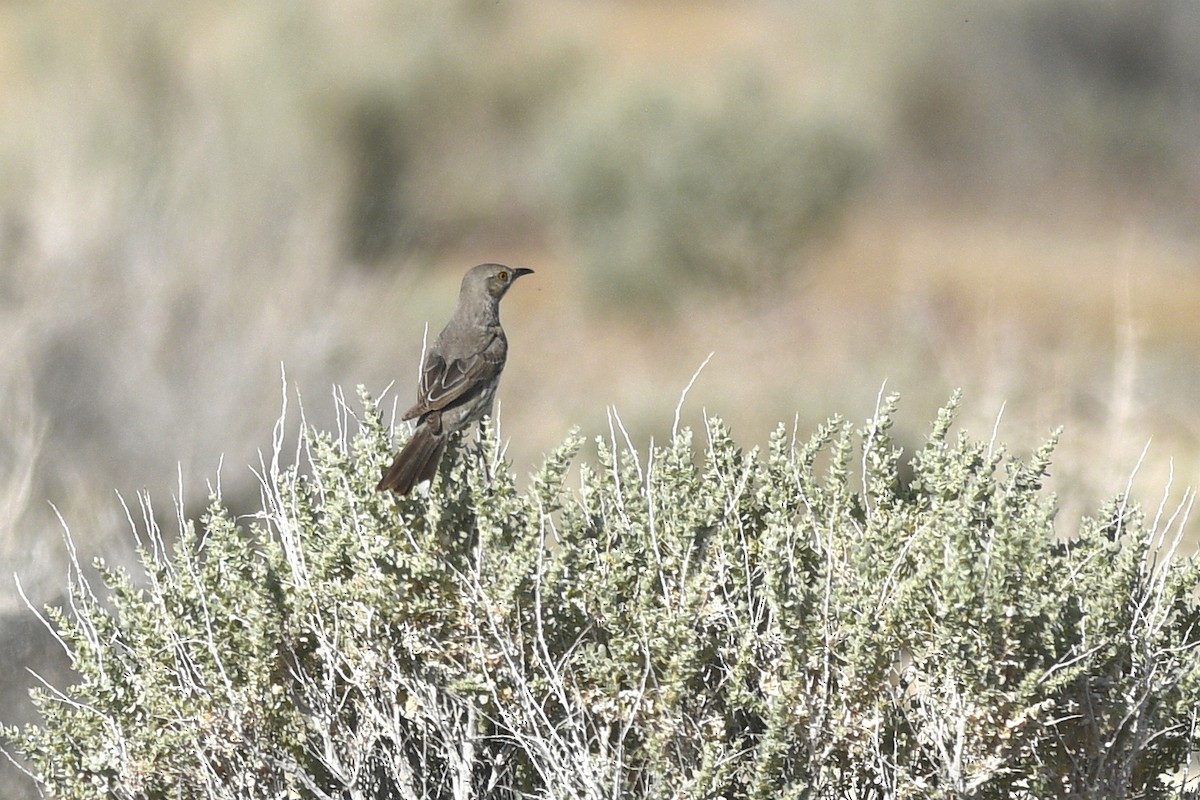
[3,388,1198,799]
[556,76,873,309]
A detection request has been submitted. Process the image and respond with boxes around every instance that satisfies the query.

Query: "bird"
[376,263,534,495]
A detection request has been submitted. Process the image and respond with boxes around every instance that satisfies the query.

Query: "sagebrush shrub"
[4,388,1198,799]
[555,76,872,308]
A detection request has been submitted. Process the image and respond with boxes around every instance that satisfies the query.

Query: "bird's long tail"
[376,419,447,495]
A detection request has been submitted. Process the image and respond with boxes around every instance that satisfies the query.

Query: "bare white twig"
[673,351,714,441]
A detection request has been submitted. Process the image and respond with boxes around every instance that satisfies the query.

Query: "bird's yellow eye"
[497,270,509,281]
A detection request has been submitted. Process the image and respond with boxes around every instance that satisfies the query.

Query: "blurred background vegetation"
[1,1,1199,794]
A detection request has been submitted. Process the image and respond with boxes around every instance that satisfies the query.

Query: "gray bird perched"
[377,263,534,495]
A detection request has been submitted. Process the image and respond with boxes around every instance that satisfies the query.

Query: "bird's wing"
[402,335,505,420]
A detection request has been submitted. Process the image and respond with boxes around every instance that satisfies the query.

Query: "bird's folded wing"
[402,345,504,420]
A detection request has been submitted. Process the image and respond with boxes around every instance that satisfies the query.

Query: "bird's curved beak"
[513,267,535,279]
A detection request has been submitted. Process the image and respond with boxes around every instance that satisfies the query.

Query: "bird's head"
[464,263,535,301]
